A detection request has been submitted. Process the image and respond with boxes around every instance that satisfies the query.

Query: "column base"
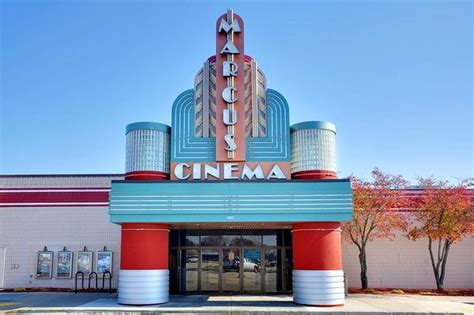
[118,269,169,305]
[293,270,345,306]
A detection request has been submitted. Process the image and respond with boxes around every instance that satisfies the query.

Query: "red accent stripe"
[0,204,108,208]
[125,171,169,181]
[0,187,110,191]
[292,170,337,180]
[0,191,109,203]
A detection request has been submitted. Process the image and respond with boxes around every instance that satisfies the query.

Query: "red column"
[292,222,345,306]
[118,223,169,305]
[121,223,169,269]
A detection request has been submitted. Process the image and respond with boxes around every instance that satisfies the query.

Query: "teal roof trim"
[290,121,336,133]
[126,122,171,134]
[109,179,353,223]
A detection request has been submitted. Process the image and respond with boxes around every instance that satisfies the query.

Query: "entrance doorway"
[170,229,292,294]
[223,248,240,292]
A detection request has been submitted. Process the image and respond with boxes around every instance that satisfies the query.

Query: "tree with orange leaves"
[342,168,409,289]
[407,178,473,290]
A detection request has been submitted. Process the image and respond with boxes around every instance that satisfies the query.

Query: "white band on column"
[118,269,169,305]
[293,270,345,306]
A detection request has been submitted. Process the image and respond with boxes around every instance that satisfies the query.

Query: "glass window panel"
[223,234,242,246]
[223,248,240,292]
[241,234,261,246]
[264,249,282,292]
[181,249,198,292]
[201,250,219,291]
[180,230,199,247]
[243,248,262,292]
[262,230,277,246]
[200,233,223,246]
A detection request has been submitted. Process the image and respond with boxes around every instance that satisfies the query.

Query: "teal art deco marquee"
[109,179,352,223]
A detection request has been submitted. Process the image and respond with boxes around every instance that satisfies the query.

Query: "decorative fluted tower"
[290,121,337,180]
[125,122,171,180]
[119,122,171,305]
[290,121,345,306]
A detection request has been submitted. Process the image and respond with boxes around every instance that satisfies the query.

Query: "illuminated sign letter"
[204,164,220,179]
[223,61,238,77]
[223,109,237,125]
[222,87,238,103]
[267,164,287,180]
[224,134,237,151]
[218,18,241,33]
[241,164,265,180]
[174,163,191,180]
[220,40,240,54]
[192,163,201,180]
[223,163,239,179]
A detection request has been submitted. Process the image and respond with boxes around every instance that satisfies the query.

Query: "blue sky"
[1,0,472,182]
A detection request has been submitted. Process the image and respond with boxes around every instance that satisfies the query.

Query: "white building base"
[118,269,169,305]
[293,270,345,306]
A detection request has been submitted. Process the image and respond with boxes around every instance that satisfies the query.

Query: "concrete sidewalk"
[0,292,473,314]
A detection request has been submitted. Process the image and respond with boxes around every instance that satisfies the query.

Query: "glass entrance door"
[181,249,198,292]
[222,248,240,292]
[201,249,219,291]
[243,248,262,293]
[172,229,292,294]
[264,249,281,293]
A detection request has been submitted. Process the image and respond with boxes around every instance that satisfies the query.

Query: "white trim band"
[293,270,345,306]
[118,269,169,305]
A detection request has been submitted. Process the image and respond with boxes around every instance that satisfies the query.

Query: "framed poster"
[56,251,73,278]
[96,251,113,277]
[76,250,93,276]
[36,250,53,279]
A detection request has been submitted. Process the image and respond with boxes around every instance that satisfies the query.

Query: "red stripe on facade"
[0,187,110,191]
[0,203,109,208]
[0,191,109,203]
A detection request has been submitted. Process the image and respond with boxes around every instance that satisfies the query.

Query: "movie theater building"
[0,10,472,307]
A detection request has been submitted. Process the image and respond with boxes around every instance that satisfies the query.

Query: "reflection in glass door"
[264,249,281,293]
[243,248,262,293]
[222,248,240,292]
[201,250,219,291]
[181,249,198,292]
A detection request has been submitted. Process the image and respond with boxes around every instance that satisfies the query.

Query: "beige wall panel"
[342,236,474,289]
[0,206,121,289]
